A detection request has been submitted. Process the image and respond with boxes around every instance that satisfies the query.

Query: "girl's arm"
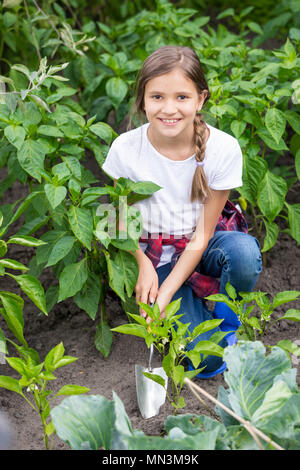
[156,189,230,314]
[114,179,159,315]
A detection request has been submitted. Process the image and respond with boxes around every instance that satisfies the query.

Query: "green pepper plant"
[206,282,300,358]
[0,208,89,450]
[0,340,89,450]
[112,298,226,413]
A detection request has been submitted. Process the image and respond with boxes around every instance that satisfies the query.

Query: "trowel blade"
[135,364,168,419]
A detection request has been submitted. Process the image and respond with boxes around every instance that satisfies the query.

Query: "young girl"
[102,45,262,378]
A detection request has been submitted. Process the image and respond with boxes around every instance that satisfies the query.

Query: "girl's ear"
[197,90,208,110]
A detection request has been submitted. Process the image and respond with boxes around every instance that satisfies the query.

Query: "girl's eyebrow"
[147,90,193,95]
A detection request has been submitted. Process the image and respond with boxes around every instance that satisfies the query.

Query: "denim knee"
[223,232,262,282]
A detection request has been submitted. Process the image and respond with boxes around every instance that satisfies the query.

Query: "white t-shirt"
[102,122,243,267]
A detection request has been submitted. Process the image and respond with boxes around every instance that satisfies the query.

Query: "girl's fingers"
[139,291,148,317]
[149,288,158,306]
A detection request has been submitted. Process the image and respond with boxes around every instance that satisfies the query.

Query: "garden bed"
[1,162,299,450]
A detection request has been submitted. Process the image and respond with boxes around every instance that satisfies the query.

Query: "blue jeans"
[156,231,262,376]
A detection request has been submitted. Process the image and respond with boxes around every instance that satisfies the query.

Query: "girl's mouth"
[159,118,182,126]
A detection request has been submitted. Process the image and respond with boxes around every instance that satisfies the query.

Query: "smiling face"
[143,67,207,146]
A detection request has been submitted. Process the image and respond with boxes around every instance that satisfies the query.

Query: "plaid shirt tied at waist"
[139,200,248,300]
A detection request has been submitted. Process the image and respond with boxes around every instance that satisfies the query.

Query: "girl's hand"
[134,254,159,319]
[155,288,174,323]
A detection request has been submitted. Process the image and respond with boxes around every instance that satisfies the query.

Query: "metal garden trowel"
[135,342,168,419]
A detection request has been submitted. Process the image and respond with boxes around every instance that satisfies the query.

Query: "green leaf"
[105,77,128,109]
[68,206,93,251]
[111,323,147,339]
[36,230,68,265]
[295,149,300,180]
[7,235,47,247]
[276,339,300,356]
[284,38,297,60]
[62,156,81,180]
[0,258,28,270]
[193,340,224,358]
[230,120,246,139]
[55,385,90,397]
[17,139,45,182]
[137,302,155,319]
[114,250,139,298]
[247,21,264,35]
[89,122,115,145]
[4,125,26,150]
[94,318,113,359]
[37,125,64,138]
[6,356,42,379]
[0,293,26,346]
[58,258,88,301]
[278,309,300,322]
[246,316,262,332]
[110,235,139,253]
[257,127,288,151]
[82,186,114,203]
[240,155,267,207]
[252,380,292,424]
[44,342,64,371]
[0,191,43,237]
[73,271,101,320]
[143,372,165,389]
[218,341,291,421]
[126,312,148,326]
[30,94,51,113]
[44,183,67,210]
[265,108,286,145]
[3,0,23,9]
[225,282,237,300]
[285,110,300,134]
[47,86,77,104]
[0,326,7,355]
[261,220,279,252]
[52,162,71,183]
[103,251,124,301]
[54,356,78,369]
[285,203,300,244]
[51,394,115,450]
[192,319,224,339]
[0,375,23,395]
[8,273,47,315]
[256,393,300,446]
[130,181,162,195]
[257,171,288,222]
[272,291,300,309]
[45,235,76,267]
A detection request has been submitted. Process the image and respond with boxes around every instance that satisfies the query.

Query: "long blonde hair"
[128,45,212,203]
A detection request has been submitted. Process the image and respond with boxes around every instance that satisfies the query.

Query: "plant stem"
[250,204,267,266]
[22,393,38,412]
[184,378,284,450]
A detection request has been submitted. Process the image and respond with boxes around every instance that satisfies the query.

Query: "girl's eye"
[178,95,187,100]
[152,95,162,99]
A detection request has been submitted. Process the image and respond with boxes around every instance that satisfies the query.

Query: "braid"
[194,114,207,163]
[191,114,212,203]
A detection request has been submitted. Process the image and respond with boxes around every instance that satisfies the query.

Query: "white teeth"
[161,119,179,123]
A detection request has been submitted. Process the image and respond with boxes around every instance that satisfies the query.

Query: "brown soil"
[0,151,299,451]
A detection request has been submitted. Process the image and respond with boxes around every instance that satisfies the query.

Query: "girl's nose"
[161,99,177,114]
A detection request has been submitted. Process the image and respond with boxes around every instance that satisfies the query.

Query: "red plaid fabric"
[139,199,248,299]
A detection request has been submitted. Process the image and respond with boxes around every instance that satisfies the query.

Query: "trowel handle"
[148,302,155,372]
[148,344,154,372]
